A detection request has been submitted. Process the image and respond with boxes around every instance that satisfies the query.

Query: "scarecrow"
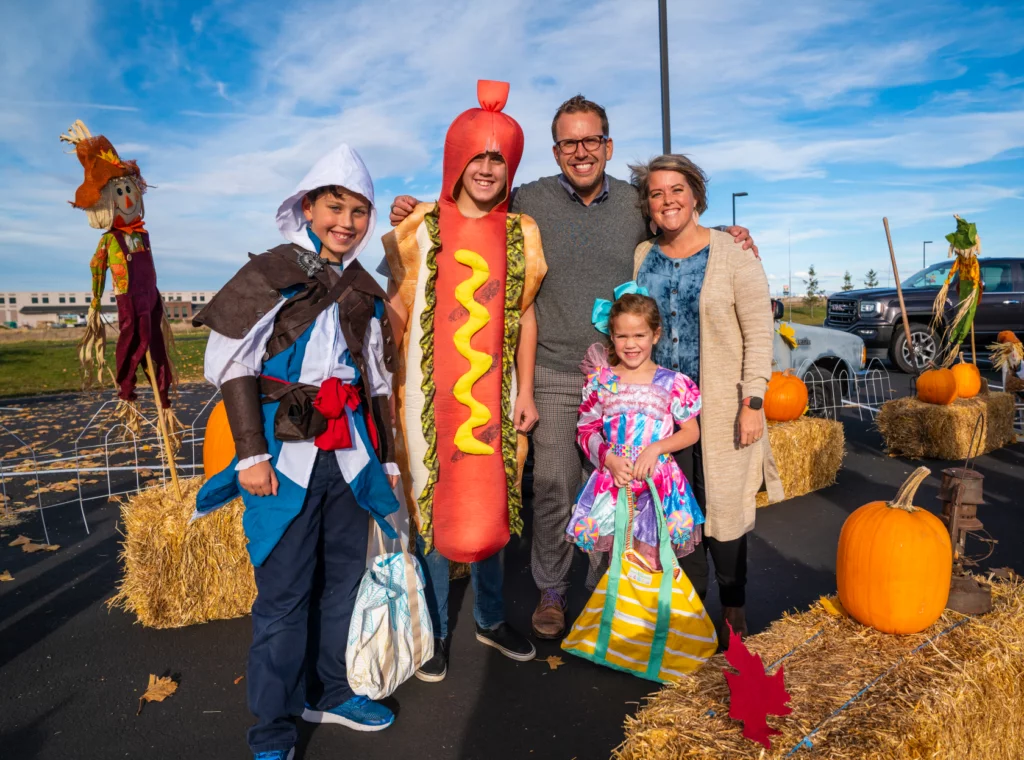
[932,214,982,365]
[60,120,181,447]
[383,81,547,563]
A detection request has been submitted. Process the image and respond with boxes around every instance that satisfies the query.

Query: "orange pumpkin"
[836,466,952,634]
[916,368,957,405]
[764,368,808,422]
[951,353,981,399]
[203,400,236,478]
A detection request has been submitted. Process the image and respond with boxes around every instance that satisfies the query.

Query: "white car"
[771,300,868,416]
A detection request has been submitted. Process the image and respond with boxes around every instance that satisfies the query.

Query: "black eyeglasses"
[554,135,607,155]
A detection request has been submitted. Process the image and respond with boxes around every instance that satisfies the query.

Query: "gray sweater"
[511,175,648,373]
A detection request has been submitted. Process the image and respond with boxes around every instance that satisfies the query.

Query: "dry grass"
[615,575,1024,760]
[108,477,256,628]
[757,417,845,508]
[876,392,1015,460]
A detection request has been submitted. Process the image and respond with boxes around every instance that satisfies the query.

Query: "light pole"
[732,192,748,226]
[658,0,671,154]
[923,240,933,269]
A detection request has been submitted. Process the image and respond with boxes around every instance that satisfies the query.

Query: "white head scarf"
[275,143,376,268]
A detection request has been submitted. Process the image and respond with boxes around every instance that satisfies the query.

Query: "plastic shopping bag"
[347,516,433,699]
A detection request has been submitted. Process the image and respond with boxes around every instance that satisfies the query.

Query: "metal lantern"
[938,466,993,614]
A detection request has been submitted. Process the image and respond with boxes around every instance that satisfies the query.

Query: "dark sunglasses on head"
[554,135,608,155]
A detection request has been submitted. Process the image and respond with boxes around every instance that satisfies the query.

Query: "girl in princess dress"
[566,287,703,571]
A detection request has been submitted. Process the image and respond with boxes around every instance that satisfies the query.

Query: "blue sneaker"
[253,750,294,760]
[302,696,394,732]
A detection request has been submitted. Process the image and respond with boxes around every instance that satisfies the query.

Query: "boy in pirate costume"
[381,81,547,681]
[194,144,401,760]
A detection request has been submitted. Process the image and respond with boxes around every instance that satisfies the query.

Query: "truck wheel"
[890,324,939,373]
[802,363,844,419]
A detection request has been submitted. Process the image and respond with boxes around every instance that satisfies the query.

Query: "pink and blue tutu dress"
[566,360,704,569]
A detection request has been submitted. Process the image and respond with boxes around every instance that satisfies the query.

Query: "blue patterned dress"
[636,243,709,384]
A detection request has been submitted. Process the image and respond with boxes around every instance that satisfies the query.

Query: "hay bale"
[756,417,845,507]
[108,477,256,629]
[616,576,1024,760]
[876,392,1015,459]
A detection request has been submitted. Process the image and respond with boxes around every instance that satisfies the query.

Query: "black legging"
[674,435,748,608]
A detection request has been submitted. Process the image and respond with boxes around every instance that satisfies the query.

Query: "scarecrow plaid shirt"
[89,231,146,308]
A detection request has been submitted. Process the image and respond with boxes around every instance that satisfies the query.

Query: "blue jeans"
[247,450,369,754]
[416,536,504,639]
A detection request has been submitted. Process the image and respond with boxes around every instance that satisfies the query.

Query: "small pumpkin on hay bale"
[615,574,1024,760]
[108,477,256,629]
[876,391,1015,460]
[756,417,845,507]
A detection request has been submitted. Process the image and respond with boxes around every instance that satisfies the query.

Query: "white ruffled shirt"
[204,297,399,488]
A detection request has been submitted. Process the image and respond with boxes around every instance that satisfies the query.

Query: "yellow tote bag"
[562,479,718,682]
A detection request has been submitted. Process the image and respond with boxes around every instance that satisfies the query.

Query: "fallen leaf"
[137,674,178,715]
[723,622,792,750]
[233,675,245,684]
[819,595,848,618]
[0,570,13,582]
[991,567,1018,580]
[540,656,565,671]
[22,543,47,554]
[9,535,33,547]
[43,544,60,552]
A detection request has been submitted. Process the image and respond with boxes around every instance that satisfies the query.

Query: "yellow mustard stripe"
[452,248,495,455]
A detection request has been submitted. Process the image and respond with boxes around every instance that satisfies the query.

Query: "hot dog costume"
[383,81,547,563]
[193,144,400,565]
[60,120,177,435]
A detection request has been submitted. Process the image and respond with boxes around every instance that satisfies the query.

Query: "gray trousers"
[531,365,607,594]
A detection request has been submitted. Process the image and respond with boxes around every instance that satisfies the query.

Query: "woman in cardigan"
[629,154,782,643]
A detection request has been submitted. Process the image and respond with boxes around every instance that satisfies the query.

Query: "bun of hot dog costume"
[383,81,547,563]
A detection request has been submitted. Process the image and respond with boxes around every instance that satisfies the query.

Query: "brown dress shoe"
[719,606,748,648]
[531,589,567,639]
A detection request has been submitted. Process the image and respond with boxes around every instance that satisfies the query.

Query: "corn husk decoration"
[932,215,981,366]
[988,332,1023,375]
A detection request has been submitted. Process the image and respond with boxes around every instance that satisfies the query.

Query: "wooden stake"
[971,324,977,364]
[145,349,182,501]
[883,218,920,373]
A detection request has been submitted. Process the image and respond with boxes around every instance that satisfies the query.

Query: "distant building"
[1,290,217,328]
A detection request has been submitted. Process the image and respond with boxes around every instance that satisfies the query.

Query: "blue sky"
[1,0,1022,295]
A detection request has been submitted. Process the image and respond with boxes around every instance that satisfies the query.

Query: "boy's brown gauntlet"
[220,375,269,461]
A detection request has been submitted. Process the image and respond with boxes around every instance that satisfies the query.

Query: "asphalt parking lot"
[1,374,1020,760]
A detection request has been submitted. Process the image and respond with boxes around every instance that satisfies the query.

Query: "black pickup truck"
[824,257,1024,373]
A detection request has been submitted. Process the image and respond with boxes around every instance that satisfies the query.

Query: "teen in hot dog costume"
[385,81,546,565]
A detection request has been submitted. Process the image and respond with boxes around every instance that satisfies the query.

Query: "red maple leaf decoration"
[722,622,793,749]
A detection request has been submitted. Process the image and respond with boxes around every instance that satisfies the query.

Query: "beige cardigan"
[634,230,783,541]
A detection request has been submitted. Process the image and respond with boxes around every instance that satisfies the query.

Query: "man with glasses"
[388,94,756,640]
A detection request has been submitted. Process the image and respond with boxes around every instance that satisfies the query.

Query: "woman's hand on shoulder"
[736,405,765,447]
[723,225,759,260]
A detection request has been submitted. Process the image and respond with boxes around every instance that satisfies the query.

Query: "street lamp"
[658,0,671,154]
[923,240,933,269]
[732,192,748,226]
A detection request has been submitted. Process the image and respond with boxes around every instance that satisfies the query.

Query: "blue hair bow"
[591,281,651,335]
